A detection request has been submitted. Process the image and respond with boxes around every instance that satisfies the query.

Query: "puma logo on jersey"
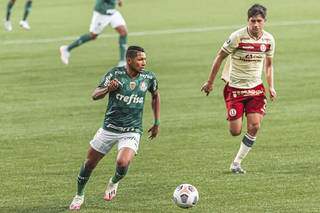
[116,93,144,105]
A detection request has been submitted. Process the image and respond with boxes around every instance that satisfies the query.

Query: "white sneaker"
[69,195,84,210]
[19,20,31,30]
[4,20,12,31]
[60,45,70,65]
[104,178,119,201]
[117,60,126,67]
[230,162,246,174]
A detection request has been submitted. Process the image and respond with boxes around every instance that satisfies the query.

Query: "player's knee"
[248,123,260,135]
[116,158,130,168]
[230,129,241,136]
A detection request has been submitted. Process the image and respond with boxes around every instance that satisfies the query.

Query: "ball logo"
[260,44,266,52]
[229,108,237,117]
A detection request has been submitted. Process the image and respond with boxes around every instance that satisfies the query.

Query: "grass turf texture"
[1,0,320,212]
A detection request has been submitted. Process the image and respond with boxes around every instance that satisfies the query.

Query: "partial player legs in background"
[4,0,15,31]
[19,0,32,30]
[115,25,128,67]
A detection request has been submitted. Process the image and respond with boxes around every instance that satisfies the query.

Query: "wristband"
[154,119,160,126]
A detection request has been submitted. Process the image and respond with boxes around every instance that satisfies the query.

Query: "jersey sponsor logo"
[129,81,136,90]
[116,93,144,105]
[229,108,237,117]
[140,81,148,92]
[238,42,271,52]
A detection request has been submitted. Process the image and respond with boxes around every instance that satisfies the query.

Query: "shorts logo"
[260,44,266,52]
[229,108,237,117]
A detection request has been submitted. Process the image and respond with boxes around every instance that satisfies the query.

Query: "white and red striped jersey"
[221,27,275,89]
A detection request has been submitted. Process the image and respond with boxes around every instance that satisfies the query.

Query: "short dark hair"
[247,4,267,20]
[126,45,145,59]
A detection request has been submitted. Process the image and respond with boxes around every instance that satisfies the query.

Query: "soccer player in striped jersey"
[4,0,32,31]
[69,46,160,210]
[60,0,128,67]
[201,4,276,174]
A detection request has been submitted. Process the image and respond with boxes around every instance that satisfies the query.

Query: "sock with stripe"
[68,33,94,52]
[111,165,128,184]
[77,163,92,196]
[233,133,256,164]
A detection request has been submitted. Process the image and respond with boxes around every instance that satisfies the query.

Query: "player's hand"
[201,81,213,96]
[118,0,123,7]
[269,87,277,101]
[107,79,120,92]
[148,125,159,140]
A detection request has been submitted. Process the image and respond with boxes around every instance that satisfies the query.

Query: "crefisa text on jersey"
[116,93,144,105]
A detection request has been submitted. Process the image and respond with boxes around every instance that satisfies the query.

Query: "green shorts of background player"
[4,0,32,31]
[60,0,128,67]
[69,46,161,210]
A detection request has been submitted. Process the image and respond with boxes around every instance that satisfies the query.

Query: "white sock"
[233,133,256,164]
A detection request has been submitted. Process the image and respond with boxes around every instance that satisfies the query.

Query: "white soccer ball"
[173,183,199,208]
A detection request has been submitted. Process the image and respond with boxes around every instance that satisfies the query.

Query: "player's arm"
[201,49,229,96]
[148,90,160,139]
[265,56,277,101]
[92,80,119,100]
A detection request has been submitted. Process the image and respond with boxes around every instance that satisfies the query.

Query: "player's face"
[248,15,265,37]
[128,52,147,73]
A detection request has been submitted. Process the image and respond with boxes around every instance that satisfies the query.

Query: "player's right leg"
[69,147,104,210]
[60,11,106,65]
[19,0,32,30]
[4,0,15,31]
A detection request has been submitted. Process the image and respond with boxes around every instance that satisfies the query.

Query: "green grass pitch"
[1,0,320,212]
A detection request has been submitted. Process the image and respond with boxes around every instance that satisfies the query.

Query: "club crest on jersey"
[140,81,148,92]
[129,81,136,90]
[260,44,266,52]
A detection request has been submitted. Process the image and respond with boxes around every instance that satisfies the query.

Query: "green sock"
[22,0,32,21]
[119,35,127,61]
[6,0,15,21]
[68,34,94,52]
[111,165,128,184]
[77,163,92,196]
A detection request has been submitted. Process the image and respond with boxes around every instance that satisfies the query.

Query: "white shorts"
[89,10,126,34]
[89,128,140,155]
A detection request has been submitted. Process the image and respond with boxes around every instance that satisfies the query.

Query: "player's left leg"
[104,132,140,201]
[104,147,135,201]
[19,0,32,30]
[4,0,16,31]
[111,11,127,66]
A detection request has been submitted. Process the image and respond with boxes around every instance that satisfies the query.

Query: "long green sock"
[77,163,92,196]
[68,34,94,52]
[6,0,15,21]
[111,165,128,184]
[119,35,127,61]
[22,0,32,21]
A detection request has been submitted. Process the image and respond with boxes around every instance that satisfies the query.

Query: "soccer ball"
[173,183,199,208]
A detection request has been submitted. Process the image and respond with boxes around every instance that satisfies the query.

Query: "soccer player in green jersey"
[60,0,128,67]
[69,46,160,210]
[4,0,32,31]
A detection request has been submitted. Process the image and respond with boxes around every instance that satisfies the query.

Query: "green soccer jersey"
[98,66,158,134]
[94,0,117,15]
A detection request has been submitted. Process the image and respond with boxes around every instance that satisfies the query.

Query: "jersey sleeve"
[148,73,158,93]
[266,35,275,57]
[98,69,115,87]
[221,31,239,54]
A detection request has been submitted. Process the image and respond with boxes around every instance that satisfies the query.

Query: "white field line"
[2,19,320,45]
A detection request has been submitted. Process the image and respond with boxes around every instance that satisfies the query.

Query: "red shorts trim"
[223,84,267,121]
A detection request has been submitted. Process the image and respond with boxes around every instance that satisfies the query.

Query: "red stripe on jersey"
[238,42,271,52]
